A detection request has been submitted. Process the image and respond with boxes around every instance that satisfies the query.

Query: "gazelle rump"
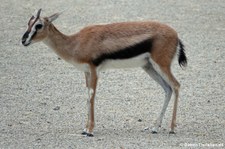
[22,9,187,137]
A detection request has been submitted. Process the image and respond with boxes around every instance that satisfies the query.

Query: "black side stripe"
[92,38,153,66]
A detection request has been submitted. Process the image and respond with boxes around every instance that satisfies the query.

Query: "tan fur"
[31,20,178,66]
[74,22,178,63]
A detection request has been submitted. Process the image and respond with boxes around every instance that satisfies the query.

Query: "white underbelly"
[66,53,150,72]
[98,53,150,71]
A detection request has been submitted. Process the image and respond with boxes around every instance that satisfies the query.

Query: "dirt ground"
[0,0,225,148]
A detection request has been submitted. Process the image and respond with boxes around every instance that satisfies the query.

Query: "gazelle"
[22,9,187,137]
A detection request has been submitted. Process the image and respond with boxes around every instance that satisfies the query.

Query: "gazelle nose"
[22,31,29,44]
[22,38,26,45]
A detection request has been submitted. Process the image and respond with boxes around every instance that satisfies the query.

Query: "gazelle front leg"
[82,66,98,137]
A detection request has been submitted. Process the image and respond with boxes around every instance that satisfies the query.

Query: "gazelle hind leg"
[149,59,180,134]
[143,62,172,133]
[169,87,179,134]
[159,67,180,134]
[168,75,180,134]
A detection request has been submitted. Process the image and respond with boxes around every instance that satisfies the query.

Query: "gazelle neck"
[43,23,77,61]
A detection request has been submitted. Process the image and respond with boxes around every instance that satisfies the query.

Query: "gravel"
[0,0,225,148]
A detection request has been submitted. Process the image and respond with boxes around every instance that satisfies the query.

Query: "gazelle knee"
[165,85,172,94]
[173,82,180,92]
[175,83,180,90]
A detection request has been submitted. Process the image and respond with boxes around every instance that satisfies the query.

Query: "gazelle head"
[22,9,60,46]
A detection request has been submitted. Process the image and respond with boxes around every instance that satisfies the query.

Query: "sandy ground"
[1,0,225,148]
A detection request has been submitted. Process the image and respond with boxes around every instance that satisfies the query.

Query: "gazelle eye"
[35,24,43,30]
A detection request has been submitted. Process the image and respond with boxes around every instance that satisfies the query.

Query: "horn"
[36,8,42,18]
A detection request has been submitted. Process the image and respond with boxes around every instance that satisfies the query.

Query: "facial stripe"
[30,30,37,40]
[22,31,29,41]
[26,23,37,42]
[28,16,39,31]
[22,10,42,45]
[25,13,40,35]
[24,17,41,44]
[92,38,153,66]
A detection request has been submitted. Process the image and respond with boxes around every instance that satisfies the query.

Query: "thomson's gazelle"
[22,9,187,137]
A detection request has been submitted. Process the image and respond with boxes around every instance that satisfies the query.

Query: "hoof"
[81,131,87,135]
[86,133,94,137]
[169,131,176,134]
[151,127,158,134]
[81,131,94,137]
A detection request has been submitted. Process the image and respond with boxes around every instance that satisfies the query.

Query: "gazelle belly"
[98,53,150,70]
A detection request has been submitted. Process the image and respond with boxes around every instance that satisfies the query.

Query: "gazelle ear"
[47,12,61,22]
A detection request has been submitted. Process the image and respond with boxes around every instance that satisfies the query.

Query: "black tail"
[178,39,187,67]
